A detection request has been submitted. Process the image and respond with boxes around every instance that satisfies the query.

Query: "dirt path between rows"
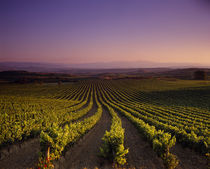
[0,138,40,169]
[171,144,208,169]
[75,94,98,122]
[55,106,112,169]
[1,104,207,169]
[118,111,208,169]
[0,97,99,169]
[118,114,165,169]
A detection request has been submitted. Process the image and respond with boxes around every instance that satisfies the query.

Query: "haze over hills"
[1,61,210,82]
[0,61,210,73]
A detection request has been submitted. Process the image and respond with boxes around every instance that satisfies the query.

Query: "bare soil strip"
[0,97,98,169]
[55,107,112,169]
[171,144,208,169]
[118,112,208,169]
[1,106,207,169]
[119,115,165,169]
[0,138,40,169]
[74,94,98,122]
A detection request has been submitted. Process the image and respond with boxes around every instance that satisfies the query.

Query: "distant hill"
[0,62,210,82]
[0,61,209,72]
[0,62,69,72]
[150,68,210,80]
[0,68,210,83]
[0,70,79,83]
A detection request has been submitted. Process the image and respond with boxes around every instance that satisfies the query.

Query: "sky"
[0,0,210,66]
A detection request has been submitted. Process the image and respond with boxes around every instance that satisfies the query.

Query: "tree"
[193,70,207,80]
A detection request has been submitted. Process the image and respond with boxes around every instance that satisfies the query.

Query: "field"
[0,79,209,169]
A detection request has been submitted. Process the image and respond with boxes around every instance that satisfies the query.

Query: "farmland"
[0,79,209,169]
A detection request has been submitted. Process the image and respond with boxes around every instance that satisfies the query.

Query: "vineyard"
[0,79,209,169]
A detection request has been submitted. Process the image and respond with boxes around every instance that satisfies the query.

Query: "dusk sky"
[1,0,210,66]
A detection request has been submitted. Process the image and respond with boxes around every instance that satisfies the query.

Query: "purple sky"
[1,0,210,66]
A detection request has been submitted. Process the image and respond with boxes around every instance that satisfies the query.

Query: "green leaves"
[99,84,179,169]
[39,90,102,163]
[0,84,90,148]
[100,96,128,165]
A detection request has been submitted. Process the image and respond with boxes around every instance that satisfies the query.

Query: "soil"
[119,114,165,169]
[0,104,208,169]
[171,144,208,169]
[62,92,94,127]
[55,107,112,169]
[118,112,208,169]
[75,95,98,122]
[0,138,40,169]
